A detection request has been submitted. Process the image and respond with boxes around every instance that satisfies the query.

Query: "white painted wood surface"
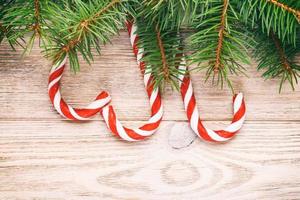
[0,32,300,200]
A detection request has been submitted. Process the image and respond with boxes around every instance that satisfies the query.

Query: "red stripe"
[151,94,161,115]
[133,38,139,56]
[49,65,64,83]
[215,130,236,139]
[180,77,190,100]
[140,120,161,131]
[75,108,101,118]
[126,21,132,35]
[107,106,121,138]
[60,99,76,120]
[186,95,196,121]
[197,120,214,142]
[232,99,246,122]
[48,83,59,103]
[123,127,146,140]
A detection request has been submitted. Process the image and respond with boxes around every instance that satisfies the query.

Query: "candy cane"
[100,21,163,142]
[178,59,246,142]
[48,57,111,120]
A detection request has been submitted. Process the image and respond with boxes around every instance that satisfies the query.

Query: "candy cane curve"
[48,57,111,120]
[178,59,246,142]
[100,21,163,142]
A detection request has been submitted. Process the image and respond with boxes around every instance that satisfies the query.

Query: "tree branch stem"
[61,0,120,53]
[33,0,41,35]
[155,25,169,81]
[214,0,228,73]
[266,0,300,22]
[270,31,291,71]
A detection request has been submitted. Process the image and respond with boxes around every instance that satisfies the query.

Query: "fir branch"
[239,0,300,45]
[60,0,121,54]
[255,30,300,92]
[138,0,198,31]
[1,0,50,54]
[214,0,228,73]
[155,25,170,82]
[266,0,300,22]
[33,0,41,36]
[271,31,291,72]
[136,18,184,90]
[45,0,132,71]
[190,0,253,91]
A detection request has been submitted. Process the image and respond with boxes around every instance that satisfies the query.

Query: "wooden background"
[1,32,300,200]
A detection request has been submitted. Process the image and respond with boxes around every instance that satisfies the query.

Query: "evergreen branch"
[271,31,291,72]
[59,0,121,55]
[137,0,198,31]
[239,0,300,45]
[155,25,170,82]
[33,0,41,35]
[255,30,300,92]
[190,0,253,92]
[44,0,132,71]
[214,0,228,73]
[266,0,300,22]
[136,18,184,90]
[1,0,50,54]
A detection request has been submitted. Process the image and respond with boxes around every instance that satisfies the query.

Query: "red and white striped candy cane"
[100,21,163,142]
[178,59,246,142]
[48,57,111,120]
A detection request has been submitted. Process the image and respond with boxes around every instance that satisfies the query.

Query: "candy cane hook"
[100,21,163,142]
[178,59,246,142]
[48,57,111,120]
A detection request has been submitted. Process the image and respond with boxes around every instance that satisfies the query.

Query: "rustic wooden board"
[1,32,300,199]
[1,121,300,199]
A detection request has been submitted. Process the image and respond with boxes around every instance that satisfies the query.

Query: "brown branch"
[266,0,300,22]
[155,25,169,81]
[270,32,291,71]
[214,0,229,73]
[61,0,120,53]
[0,23,6,32]
[33,0,41,35]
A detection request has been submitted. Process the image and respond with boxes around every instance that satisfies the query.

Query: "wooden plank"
[0,32,300,121]
[0,120,300,199]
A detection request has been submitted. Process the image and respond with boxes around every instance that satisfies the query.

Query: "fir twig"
[265,0,300,22]
[214,0,228,73]
[59,0,121,55]
[190,0,253,92]
[255,30,300,92]
[155,25,170,83]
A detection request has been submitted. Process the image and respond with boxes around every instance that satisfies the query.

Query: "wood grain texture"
[1,31,300,199]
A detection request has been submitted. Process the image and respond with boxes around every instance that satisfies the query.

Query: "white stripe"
[190,107,200,136]
[233,93,243,114]
[86,97,111,109]
[102,107,110,125]
[184,82,193,111]
[53,91,65,118]
[149,89,158,106]
[224,115,246,132]
[130,26,137,47]
[178,65,186,87]
[115,120,137,142]
[48,75,62,91]
[133,128,155,137]
[144,68,151,86]
[148,106,163,123]
[50,56,67,73]
[68,106,87,120]
[137,48,144,62]
[205,128,228,142]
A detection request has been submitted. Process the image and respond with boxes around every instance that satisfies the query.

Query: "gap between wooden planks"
[0,31,300,199]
